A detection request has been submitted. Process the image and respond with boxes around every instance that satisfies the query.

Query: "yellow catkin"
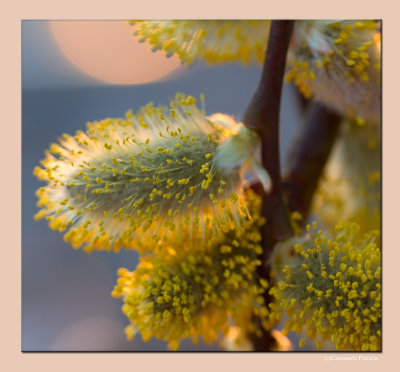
[130,20,271,65]
[270,221,381,351]
[112,189,274,350]
[34,93,262,254]
[285,20,381,123]
[131,20,380,124]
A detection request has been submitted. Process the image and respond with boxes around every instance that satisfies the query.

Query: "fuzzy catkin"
[112,189,273,350]
[131,20,380,123]
[34,93,262,253]
[130,20,271,65]
[312,121,381,231]
[286,20,381,123]
[270,222,381,351]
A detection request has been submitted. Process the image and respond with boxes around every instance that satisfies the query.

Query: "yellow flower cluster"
[270,222,381,351]
[130,20,380,124]
[286,20,381,123]
[130,20,271,65]
[112,189,273,350]
[312,121,381,231]
[34,93,262,254]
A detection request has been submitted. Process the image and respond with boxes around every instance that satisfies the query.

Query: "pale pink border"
[3,1,397,371]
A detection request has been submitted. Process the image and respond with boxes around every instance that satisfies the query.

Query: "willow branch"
[242,20,294,351]
[282,102,342,226]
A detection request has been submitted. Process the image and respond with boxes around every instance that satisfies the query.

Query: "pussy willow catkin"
[270,222,381,351]
[131,20,380,123]
[286,20,381,123]
[34,93,266,253]
[312,121,381,231]
[130,20,271,65]
[112,189,273,350]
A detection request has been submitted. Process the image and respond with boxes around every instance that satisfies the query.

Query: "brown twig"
[283,103,342,226]
[242,20,294,351]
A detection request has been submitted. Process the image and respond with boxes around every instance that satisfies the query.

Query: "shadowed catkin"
[34,93,267,253]
[112,189,274,350]
[130,20,271,65]
[312,121,381,231]
[270,222,381,351]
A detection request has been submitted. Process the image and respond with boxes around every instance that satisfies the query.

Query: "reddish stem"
[243,20,294,351]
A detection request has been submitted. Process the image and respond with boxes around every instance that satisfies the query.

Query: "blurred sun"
[49,21,183,85]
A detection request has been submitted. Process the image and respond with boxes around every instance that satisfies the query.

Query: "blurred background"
[22,20,302,351]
